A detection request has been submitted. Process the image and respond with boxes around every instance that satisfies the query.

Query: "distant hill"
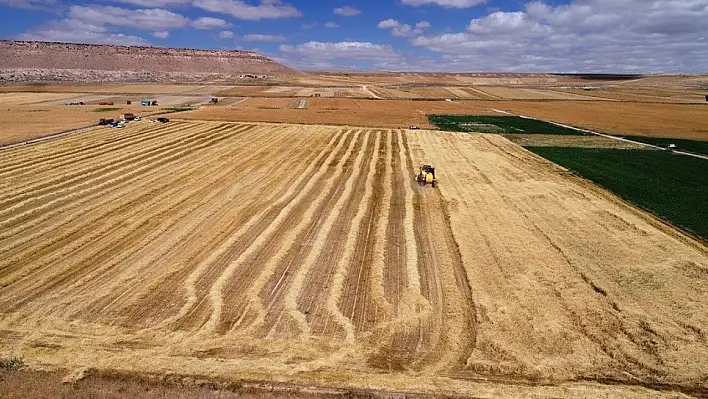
[0,40,298,83]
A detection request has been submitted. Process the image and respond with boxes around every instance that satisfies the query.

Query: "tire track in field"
[286,132,370,336]
[0,125,269,313]
[292,130,385,337]
[366,130,431,371]
[0,124,248,281]
[257,131,374,339]
[408,132,481,375]
[213,131,361,336]
[404,132,443,370]
[366,131,395,321]
[382,132,407,311]
[168,129,354,333]
[329,131,386,335]
[77,126,318,326]
[140,128,345,330]
[0,122,222,220]
[274,131,377,340]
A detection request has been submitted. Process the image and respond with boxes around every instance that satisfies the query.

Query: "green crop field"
[526,147,708,241]
[428,115,586,135]
[616,136,708,156]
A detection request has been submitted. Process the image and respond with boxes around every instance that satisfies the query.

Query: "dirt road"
[0,121,706,398]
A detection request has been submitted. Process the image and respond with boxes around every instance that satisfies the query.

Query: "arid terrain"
[2,72,706,144]
[1,119,707,398]
[1,42,707,396]
[0,41,297,83]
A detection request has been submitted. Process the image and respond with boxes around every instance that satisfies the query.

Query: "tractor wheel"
[432,181,436,188]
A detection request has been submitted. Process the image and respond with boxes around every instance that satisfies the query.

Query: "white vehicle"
[134,116,141,121]
[149,119,156,123]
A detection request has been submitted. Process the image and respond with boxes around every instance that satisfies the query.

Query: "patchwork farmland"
[1,121,707,397]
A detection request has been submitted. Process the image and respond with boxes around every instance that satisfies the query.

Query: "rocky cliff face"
[0,40,298,83]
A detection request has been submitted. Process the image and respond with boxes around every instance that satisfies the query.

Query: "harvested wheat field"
[0,121,707,398]
[177,99,495,128]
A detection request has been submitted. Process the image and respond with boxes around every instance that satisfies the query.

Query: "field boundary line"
[0,124,101,151]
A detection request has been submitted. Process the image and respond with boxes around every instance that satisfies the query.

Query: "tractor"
[416,165,436,188]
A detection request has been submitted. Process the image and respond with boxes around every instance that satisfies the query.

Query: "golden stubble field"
[0,120,706,397]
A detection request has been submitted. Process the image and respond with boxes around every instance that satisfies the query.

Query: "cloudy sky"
[1,0,706,72]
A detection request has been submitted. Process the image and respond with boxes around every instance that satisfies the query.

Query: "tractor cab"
[416,164,437,188]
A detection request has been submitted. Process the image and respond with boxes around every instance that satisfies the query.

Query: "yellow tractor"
[416,164,436,188]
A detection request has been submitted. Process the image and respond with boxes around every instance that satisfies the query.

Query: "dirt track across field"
[0,121,706,398]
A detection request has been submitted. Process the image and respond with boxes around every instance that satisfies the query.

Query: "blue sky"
[1,0,707,72]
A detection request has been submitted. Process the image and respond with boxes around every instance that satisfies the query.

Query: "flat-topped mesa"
[0,40,298,80]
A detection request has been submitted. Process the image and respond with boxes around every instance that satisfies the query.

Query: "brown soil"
[175,99,496,128]
[487,101,708,140]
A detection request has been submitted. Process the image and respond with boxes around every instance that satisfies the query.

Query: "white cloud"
[13,4,193,47]
[410,0,708,72]
[0,0,57,10]
[401,0,487,8]
[324,22,339,28]
[377,19,431,37]
[302,22,317,29]
[17,21,150,46]
[333,5,361,16]
[242,34,287,42]
[192,0,301,20]
[104,0,193,7]
[279,41,404,65]
[190,16,232,30]
[377,19,399,29]
[152,31,170,38]
[218,30,235,39]
[68,5,189,31]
